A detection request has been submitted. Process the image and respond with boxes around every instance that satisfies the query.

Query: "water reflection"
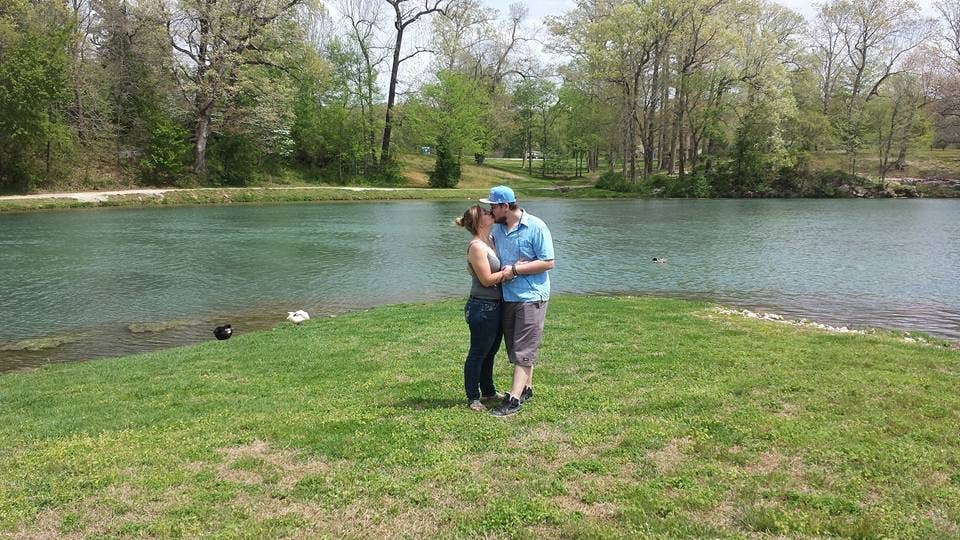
[1,199,958,371]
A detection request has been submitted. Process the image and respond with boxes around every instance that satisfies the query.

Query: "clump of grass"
[1,296,958,537]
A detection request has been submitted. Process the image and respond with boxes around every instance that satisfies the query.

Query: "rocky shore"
[712,306,960,349]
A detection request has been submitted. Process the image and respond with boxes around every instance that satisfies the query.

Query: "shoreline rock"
[711,307,957,349]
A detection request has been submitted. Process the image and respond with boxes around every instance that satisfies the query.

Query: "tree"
[820,0,933,173]
[291,39,367,182]
[162,0,309,174]
[867,73,929,184]
[94,0,176,169]
[379,0,449,167]
[0,0,72,192]
[340,0,388,169]
[511,78,553,175]
[550,0,694,183]
[412,70,492,186]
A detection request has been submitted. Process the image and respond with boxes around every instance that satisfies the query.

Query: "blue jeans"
[463,297,502,402]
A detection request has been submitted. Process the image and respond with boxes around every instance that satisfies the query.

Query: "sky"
[481,0,940,24]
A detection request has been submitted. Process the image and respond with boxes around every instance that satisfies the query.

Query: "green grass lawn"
[482,158,597,184]
[809,148,960,180]
[2,296,958,537]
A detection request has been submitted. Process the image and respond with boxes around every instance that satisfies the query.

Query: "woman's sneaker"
[490,395,521,417]
[468,400,486,412]
[520,386,533,403]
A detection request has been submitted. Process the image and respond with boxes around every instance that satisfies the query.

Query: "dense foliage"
[2,0,960,196]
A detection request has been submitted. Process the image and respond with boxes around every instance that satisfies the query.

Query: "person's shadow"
[393,397,465,410]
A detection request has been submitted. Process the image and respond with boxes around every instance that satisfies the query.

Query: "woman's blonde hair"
[454,205,485,236]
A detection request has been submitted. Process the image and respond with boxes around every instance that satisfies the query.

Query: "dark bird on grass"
[213,324,233,340]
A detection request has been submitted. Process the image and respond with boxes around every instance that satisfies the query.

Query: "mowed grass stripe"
[1,296,958,537]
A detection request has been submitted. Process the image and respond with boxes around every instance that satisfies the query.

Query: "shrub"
[659,173,713,198]
[648,173,671,194]
[370,159,405,186]
[429,137,460,188]
[140,121,190,186]
[595,170,626,190]
[208,134,259,186]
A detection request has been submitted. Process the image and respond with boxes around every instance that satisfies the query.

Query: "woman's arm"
[468,243,513,287]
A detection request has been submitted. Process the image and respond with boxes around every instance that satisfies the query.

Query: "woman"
[455,205,514,411]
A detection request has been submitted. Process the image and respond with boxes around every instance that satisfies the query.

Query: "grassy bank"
[0,155,571,213]
[0,187,493,212]
[2,296,958,537]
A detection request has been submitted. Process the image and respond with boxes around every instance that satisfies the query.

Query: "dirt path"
[0,188,179,202]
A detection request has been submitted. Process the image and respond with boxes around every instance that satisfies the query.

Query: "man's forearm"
[515,259,555,275]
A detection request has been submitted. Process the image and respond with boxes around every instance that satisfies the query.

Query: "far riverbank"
[0,186,498,212]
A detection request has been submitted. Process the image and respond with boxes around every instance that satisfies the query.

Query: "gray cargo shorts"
[503,300,548,367]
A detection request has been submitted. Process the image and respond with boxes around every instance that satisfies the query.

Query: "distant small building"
[420,146,431,155]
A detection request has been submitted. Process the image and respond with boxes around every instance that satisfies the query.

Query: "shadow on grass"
[392,397,466,410]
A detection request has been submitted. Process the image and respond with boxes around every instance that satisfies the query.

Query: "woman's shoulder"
[468,239,495,255]
[467,239,485,252]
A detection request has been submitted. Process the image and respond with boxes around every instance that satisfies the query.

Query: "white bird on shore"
[286,310,310,324]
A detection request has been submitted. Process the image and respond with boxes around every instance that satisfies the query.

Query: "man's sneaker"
[520,386,533,403]
[480,391,505,401]
[468,400,486,412]
[490,396,521,417]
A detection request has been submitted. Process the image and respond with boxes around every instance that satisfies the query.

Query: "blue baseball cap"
[479,185,516,205]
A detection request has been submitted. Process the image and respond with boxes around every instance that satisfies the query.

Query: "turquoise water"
[1,199,958,370]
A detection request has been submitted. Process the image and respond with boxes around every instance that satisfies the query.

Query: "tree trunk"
[643,43,663,181]
[675,68,688,177]
[658,53,671,173]
[627,87,638,183]
[527,129,533,176]
[193,102,212,174]
[540,111,547,178]
[380,28,404,167]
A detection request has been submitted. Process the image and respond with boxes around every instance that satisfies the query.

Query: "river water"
[1,199,958,371]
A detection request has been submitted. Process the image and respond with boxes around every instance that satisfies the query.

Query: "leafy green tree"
[163,0,311,175]
[412,71,493,185]
[0,0,72,192]
[95,0,176,167]
[511,78,553,175]
[291,41,367,183]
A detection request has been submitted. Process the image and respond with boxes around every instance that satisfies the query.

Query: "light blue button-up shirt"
[492,210,555,302]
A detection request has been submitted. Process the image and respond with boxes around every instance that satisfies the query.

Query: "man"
[480,185,555,417]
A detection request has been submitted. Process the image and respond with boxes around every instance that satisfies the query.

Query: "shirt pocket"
[516,238,535,259]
